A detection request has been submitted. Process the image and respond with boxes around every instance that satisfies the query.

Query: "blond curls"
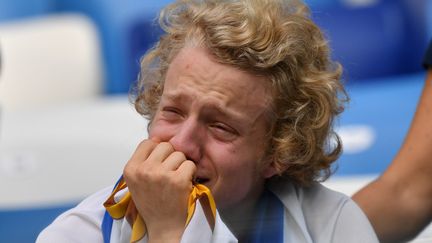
[132,0,348,186]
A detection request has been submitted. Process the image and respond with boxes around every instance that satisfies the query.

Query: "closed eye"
[163,106,180,113]
[209,122,238,141]
[161,107,183,120]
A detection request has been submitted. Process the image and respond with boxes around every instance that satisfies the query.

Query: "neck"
[219,187,265,241]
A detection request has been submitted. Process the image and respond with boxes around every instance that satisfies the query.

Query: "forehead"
[164,47,273,109]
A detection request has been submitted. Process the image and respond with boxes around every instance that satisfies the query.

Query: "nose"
[169,118,203,163]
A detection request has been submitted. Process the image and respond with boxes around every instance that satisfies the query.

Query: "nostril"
[169,135,201,163]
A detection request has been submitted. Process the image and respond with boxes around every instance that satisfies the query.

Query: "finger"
[161,151,187,170]
[176,160,196,182]
[150,136,161,143]
[127,139,158,167]
[146,142,175,166]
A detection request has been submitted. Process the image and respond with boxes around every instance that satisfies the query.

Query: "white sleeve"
[331,200,379,243]
[36,186,112,243]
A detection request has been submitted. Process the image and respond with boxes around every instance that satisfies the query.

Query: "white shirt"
[268,180,378,243]
[37,182,378,243]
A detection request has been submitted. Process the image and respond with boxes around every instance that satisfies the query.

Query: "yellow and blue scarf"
[101,176,283,243]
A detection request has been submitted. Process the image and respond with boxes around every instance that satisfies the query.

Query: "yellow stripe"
[131,215,146,243]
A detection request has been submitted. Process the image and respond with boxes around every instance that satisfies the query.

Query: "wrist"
[147,226,184,243]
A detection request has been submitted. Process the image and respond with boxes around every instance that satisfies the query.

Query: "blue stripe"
[251,189,284,243]
[101,176,124,243]
[102,211,114,243]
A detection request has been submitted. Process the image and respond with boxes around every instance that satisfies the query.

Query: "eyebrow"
[161,92,249,126]
[162,92,192,105]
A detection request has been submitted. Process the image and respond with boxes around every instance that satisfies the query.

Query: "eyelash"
[211,123,232,133]
[209,123,239,141]
[160,106,239,139]
[161,107,183,118]
[163,107,180,113]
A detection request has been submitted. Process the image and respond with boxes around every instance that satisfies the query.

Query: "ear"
[262,162,278,179]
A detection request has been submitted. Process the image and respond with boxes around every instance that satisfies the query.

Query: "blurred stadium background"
[0,0,431,242]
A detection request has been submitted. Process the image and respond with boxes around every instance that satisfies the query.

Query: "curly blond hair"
[132,0,347,186]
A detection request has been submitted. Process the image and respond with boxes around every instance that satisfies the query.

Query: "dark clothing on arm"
[423,41,432,69]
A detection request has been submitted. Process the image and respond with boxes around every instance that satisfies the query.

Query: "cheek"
[208,143,262,208]
[148,119,176,141]
[209,139,263,173]
[209,142,260,186]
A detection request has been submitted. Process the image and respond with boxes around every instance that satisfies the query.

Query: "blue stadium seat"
[2,0,429,91]
[304,0,339,9]
[0,0,54,22]
[47,0,430,92]
[334,73,425,176]
[0,204,75,243]
[55,0,173,94]
[312,0,429,82]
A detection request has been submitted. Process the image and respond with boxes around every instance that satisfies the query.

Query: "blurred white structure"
[0,14,103,110]
[0,97,146,208]
[0,14,147,207]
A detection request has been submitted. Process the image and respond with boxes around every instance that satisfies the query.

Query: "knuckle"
[124,162,153,182]
[185,160,197,170]
[136,167,153,180]
[123,165,137,186]
[172,151,186,161]
[158,142,174,152]
[138,139,156,149]
[123,161,134,177]
[171,175,187,188]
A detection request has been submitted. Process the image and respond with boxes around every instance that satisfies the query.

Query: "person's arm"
[353,70,432,243]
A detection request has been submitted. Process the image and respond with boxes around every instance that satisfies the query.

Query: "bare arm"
[353,70,432,243]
